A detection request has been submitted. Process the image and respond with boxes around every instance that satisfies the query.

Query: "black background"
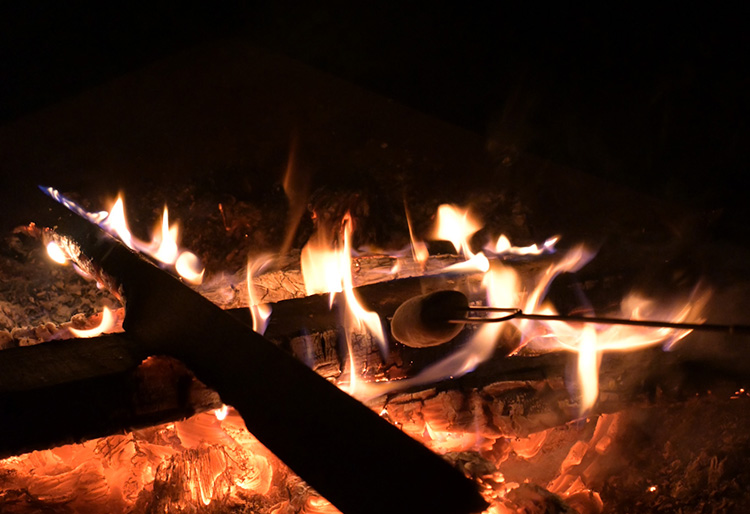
[1,3,748,225]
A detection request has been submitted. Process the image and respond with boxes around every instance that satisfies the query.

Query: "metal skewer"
[456,307,750,335]
[390,290,750,348]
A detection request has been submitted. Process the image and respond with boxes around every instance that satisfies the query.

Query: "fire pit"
[2,37,750,514]
[2,175,750,513]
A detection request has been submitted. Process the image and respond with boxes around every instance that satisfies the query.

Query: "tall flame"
[152,207,180,264]
[405,201,429,266]
[247,255,274,335]
[577,325,600,414]
[300,213,386,393]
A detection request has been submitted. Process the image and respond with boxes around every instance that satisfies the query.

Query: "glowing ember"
[69,306,117,338]
[0,410,280,512]
[214,404,230,421]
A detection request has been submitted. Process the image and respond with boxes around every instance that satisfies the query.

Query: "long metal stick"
[455,307,750,335]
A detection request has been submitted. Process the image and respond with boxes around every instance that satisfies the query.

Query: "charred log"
[0,334,221,459]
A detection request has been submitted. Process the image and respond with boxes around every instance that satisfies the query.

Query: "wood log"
[370,343,750,457]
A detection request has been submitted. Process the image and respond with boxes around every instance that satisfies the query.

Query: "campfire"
[2,178,750,514]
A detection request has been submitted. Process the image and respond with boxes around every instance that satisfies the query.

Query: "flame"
[247,255,274,334]
[152,207,180,264]
[36,188,721,512]
[279,136,311,256]
[69,307,116,338]
[300,224,345,299]
[102,196,134,248]
[44,189,205,284]
[433,204,482,257]
[46,241,68,264]
[175,252,205,285]
[577,325,600,414]
[360,242,709,413]
[339,215,386,352]
[300,213,386,393]
[405,202,429,266]
[443,251,491,273]
[488,235,559,256]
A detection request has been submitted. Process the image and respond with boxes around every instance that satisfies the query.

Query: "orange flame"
[488,234,559,256]
[300,224,344,299]
[152,207,180,265]
[175,252,205,285]
[360,242,709,413]
[300,213,386,393]
[405,202,429,266]
[70,307,117,338]
[99,195,204,284]
[578,325,600,414]
[433,204,482,257]
[247,255,274,334]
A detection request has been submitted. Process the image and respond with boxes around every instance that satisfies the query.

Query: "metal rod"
[452,307,750,335]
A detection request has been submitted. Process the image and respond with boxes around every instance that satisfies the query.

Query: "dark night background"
[1,3,748,234]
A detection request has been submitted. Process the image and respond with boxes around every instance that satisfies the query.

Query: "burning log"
[33,190,488,514]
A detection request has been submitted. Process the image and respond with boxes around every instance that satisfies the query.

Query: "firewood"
[0,266,484,460]
[0,334,221,459]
